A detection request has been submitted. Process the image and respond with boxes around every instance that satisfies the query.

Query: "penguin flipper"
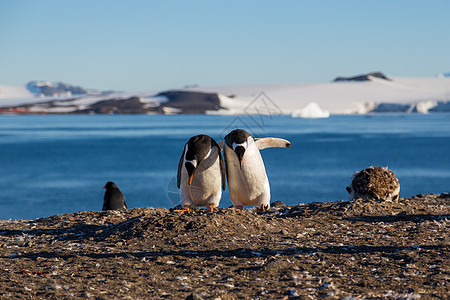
[255,137,291,150]
[211,140,226,191]
[123,200,127,209]
[217,140,224,150]
[219,150,226,191]
[177,145,186,189]
[102,192,109,211]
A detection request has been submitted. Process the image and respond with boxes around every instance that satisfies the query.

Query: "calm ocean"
[0,114,449,220]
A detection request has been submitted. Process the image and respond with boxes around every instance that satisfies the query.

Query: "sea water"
[0,114,449,220]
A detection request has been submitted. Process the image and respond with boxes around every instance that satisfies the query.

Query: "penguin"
[346,166,400,202]
[102,181,127,211]
[223,129,291,211]
[177,134,226,212]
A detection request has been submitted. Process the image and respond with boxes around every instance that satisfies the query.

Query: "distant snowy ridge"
[26,81,108,98]
[1,74,450,114]
[190,75,450,114]
[0,80,113,107]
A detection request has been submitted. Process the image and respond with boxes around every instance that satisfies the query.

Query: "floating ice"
[291,102,330,119]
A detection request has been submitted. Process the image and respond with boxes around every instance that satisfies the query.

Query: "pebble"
[263,260,290,272]
[185,292,204,300]
[175,276,188,281]
[286,289,299,296]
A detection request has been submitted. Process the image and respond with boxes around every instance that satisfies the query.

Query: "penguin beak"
[189,171,195,185]
[234,146,245,170]
[185,162,196,185]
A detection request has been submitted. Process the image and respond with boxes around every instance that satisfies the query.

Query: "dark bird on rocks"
[346,166,400,202]
[102,181,127,211]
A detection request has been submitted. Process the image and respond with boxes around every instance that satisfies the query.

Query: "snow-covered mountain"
[25,81,109,98]
[1,74,450,115]
[0,81,111,107]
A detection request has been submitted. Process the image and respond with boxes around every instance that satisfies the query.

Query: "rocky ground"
[0,193,449,299]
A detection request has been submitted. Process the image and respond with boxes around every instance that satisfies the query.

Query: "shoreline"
[0,193,449,299]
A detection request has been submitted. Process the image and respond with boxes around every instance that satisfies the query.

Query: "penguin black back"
[103,181,127,211]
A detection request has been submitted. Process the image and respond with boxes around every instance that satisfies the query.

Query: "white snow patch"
[162,106,182,115]
[0,85,36,106]
[140,95,168,108]
[206,94,249,115]
[0,85,34,99]
[140,95,168,104]
[188,76,450,114]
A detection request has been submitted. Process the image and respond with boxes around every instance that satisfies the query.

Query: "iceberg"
[291,102,330,119]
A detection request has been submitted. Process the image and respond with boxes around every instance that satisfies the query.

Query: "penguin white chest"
[180,149,222,207]
[225,144,270,206]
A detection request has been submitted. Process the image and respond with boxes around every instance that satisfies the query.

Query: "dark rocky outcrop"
[429,101,450,112]
[0,90,226,114]
[334,72,390,82]
[370,103,411,113]
[75,97,149,114]
[158,90,222,114]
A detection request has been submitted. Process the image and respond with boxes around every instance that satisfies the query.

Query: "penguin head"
[184,135,214,185]
[225,129,252,169]
[104,181,118,190]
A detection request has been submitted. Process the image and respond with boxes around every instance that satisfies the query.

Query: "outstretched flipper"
[255,137,291,150]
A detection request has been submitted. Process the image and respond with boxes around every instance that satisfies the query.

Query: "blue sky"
[1,0,449,92]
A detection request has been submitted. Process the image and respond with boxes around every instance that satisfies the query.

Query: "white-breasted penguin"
[223,129,291,211]
[177,134,226,212]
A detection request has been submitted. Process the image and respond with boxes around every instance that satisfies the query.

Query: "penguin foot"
[258,204,269,212]
[206,205,219,213]
[175,206,191,214]
[233,206,243,211]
